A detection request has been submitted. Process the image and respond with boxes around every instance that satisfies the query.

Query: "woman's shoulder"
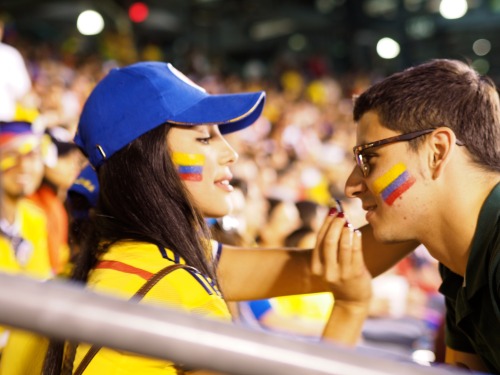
[101,241,181,272]
[88,240,230,320]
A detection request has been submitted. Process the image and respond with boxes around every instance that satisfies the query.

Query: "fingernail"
[328,207,338,216]
[335,199,345,213]
[336,212,352,227]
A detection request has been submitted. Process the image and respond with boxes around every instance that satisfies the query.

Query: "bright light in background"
[76,10,104,35]
[473,39,491,56]
[472,59,490,75]
[129,2,149,23]
[288,33,307,51]
[439,0,468,19]
[376,37,400,59]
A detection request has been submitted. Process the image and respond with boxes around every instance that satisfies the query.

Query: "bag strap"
[73,263,196,375]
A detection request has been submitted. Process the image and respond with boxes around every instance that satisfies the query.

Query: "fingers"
[311,207,337,275]
[338,227,354,279]
[351,229,364,274]
[322,218,345,281]
[312,203,364,285]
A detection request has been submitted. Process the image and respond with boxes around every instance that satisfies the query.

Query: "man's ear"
[428,127,456,179]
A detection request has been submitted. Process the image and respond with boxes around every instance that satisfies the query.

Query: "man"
[343,59,500,373]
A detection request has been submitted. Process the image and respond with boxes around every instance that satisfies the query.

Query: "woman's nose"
[221,140,238,165]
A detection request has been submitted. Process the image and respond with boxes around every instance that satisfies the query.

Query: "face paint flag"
[172,152,205,181]
[0,136,39,172]
[373,163,416,205]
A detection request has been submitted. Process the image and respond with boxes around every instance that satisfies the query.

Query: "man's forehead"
[355,111,396,144]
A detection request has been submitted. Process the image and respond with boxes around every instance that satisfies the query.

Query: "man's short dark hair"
[353,59,500,172]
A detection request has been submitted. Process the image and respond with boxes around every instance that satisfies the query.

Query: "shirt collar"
[464,182,500,298]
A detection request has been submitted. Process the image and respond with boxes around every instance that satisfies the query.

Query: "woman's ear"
[428,127,456,179]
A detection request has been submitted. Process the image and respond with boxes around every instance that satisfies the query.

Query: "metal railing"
[0,272,475,375]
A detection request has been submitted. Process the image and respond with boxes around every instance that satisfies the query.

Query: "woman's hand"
[311,209,373,345]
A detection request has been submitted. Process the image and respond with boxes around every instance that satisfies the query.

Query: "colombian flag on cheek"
[373,163,416,206]
[172,152,205,181]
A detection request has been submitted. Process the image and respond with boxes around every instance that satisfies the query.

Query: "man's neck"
[422,176,499,276]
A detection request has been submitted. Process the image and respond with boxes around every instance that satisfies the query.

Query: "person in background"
[0,14,31,122]
[0,163,96,375]
[29,126,85,274]
[337,59,500,373]
[65,163,98,267]
[285,199,328,248]
[0,121,51,354]
[255,197,302,248]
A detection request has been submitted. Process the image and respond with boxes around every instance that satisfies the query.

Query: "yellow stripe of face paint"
[373,162,407,194]
[1,156,17,171]
[0,138,39,171]
[18,139,38,155]
[2,136,38,155]
[172,152,205,166]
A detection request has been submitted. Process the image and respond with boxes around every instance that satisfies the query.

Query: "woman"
[43,61,372,374]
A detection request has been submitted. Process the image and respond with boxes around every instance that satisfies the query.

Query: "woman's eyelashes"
[197,136,212,145]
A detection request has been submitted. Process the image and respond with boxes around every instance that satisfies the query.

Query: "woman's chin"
[202,207,231,219]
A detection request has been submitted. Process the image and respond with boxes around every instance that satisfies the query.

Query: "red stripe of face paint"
[384,176,416,205]
[179,173,203,181]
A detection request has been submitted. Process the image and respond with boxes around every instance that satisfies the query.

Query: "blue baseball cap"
[75,61,266,168]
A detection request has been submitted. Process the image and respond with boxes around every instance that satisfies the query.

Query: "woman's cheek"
[172,151,205,181]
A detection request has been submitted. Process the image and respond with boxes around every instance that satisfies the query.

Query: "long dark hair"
[43,123,216,374]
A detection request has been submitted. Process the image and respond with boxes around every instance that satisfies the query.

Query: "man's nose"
[345,165,366,198]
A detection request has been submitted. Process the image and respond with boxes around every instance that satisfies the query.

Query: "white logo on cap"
[167,63,206,93]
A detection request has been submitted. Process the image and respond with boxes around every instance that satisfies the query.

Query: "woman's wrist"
[332,299,370,316]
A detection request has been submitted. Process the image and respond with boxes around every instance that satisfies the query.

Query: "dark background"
[2,0,500,81]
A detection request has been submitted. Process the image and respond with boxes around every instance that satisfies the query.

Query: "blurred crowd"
[0,17,445,364]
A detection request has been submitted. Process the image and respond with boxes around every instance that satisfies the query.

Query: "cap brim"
[168,91,265,134]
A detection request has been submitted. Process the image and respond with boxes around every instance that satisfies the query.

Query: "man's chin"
[372,227,404,244]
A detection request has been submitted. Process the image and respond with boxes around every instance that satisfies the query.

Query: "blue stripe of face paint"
[178,165,203,174]
[381,170,409,201]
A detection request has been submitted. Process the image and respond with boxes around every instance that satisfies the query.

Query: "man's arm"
[445,347,490,373]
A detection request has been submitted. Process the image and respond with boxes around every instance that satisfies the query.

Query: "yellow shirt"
[74,241,231,375]
[0,199,51,279]
[0,199,51,359]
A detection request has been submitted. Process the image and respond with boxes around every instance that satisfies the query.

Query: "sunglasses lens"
[355,152,368,177]
[363,162,369,177]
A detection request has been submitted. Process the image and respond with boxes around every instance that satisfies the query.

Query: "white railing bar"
[0,273,471,375]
